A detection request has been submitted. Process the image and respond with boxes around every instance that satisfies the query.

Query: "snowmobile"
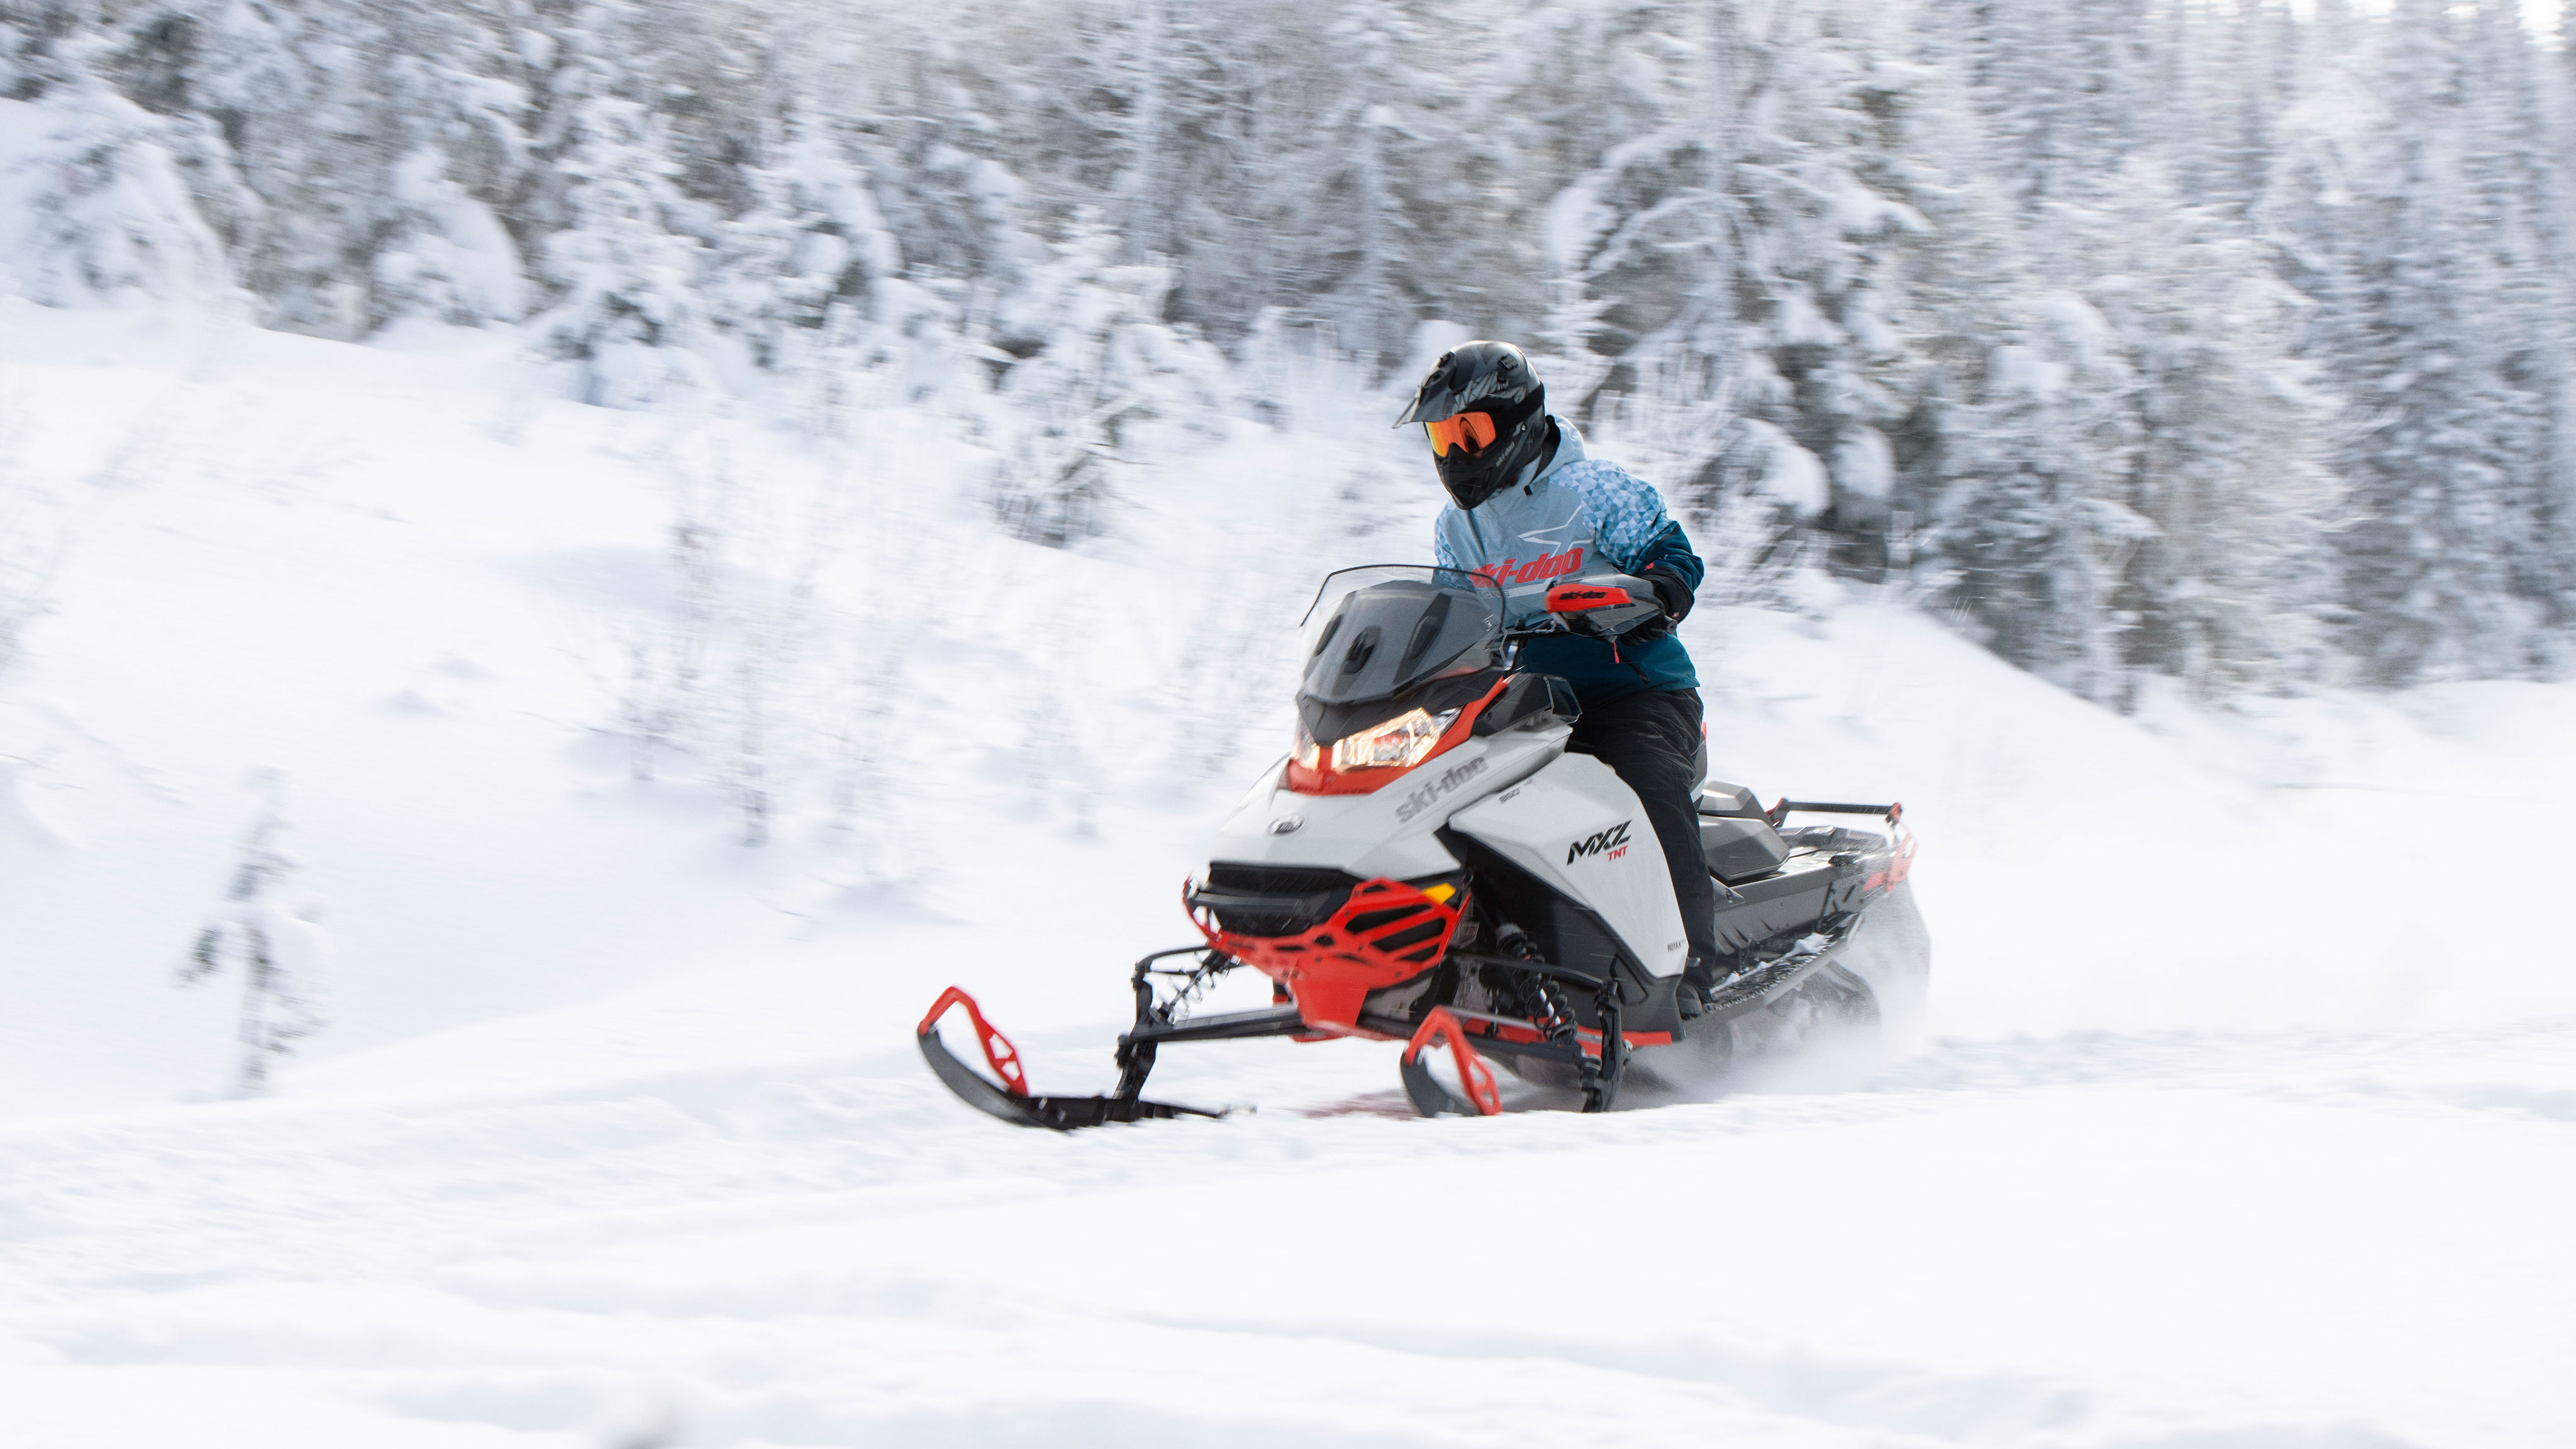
[921,565,1928,1128]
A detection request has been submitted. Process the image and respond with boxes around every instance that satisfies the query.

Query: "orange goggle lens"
[1424,412,1499,458]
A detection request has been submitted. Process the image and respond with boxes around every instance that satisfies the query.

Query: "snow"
[1730,418,1834,519]
[377,150,533,327]
[0,89,238,311]
[1830,426,1895,504]
[3,306,2575,1447]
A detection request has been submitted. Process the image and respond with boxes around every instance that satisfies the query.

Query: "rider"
[1396,341,1723,1014]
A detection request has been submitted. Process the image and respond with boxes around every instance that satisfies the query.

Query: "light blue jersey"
[1432,418,1703,708]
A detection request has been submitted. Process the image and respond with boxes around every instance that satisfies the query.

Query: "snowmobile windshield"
[1297,567,1505,706]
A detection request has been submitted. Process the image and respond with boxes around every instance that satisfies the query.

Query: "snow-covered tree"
[1931,289,2149,702]
[987,216,1226,545]
[2276,0,2557,682]
[372,148,528,328]
[534,96,713,408]
[701,128,899,377]
[6,0,2575,693]
[0,402,67,682]
[2089,182,2342,694]
[177,774,331,1097]
[0,66,242,310]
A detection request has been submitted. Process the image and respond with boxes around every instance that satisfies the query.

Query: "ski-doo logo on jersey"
[1474,547,1583,589]
[1567,820,1634,865]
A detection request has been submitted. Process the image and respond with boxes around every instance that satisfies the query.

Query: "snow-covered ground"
[3,304,2573,1447]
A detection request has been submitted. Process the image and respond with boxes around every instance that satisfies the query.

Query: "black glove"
[1621,565,1695,644]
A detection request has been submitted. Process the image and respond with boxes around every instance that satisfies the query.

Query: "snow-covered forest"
[6,0,2574,697]
[6,5,2576,1448]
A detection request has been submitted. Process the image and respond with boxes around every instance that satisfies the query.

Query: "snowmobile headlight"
[1330,708,1460,773]
[1293,719,1321,770]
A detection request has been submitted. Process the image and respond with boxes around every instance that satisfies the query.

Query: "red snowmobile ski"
[920,566,1929,1128]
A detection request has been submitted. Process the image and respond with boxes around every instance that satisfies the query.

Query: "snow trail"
[6,1019,2572,1447]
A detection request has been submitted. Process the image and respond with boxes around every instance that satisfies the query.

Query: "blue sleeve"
[1637,519,1704,592]
[1434,518,1465,574]
[1570,462,1703,590]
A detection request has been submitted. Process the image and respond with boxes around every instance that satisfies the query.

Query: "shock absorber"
[1525,975,1574,1041]
[1496,923,1602,1106]
[1496,924,1568,1033]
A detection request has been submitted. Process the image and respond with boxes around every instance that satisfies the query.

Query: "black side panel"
[1472,672,1577,736]
[1440,830,1627,982]
[1545,676,1582,723]
[1434,828,1684,1038]
[1708,858,1838,952]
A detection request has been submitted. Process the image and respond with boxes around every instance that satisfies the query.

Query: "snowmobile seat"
[1699,813,1790,885]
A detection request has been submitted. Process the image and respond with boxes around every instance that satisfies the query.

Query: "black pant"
[1565,688,1717,962]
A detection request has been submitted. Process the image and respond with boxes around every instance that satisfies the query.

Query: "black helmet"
[1394,340,1551,511]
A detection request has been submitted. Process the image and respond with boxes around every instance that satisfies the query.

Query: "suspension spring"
[1501,927,1601,1099]
[1139,950,1230,1028]
[1526,974,1575,1044]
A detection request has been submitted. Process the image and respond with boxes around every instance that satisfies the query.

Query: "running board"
[1698,926,1855,1022]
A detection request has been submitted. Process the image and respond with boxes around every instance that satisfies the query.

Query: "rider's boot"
[1676,948,1722,1019]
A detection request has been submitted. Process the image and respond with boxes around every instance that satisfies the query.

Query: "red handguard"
[1545,582,1633,613]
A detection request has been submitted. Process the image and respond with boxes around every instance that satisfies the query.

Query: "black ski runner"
[917,986,1224,1131]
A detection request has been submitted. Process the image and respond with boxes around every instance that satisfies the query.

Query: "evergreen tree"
[177,774,331,1097]
[7,0,2574,687]
[1,55,240,309]
[1931,285,2149,702]
[2091,177,2341,694]
[2282,0,2552,681]
[987,216,1226,545]
[1312,0,1462,365]
[701,125,899,375]
[534,94,714,408]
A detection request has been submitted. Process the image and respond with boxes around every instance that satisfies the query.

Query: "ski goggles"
[1423,411,1498,458]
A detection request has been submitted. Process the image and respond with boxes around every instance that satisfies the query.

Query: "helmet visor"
[1423,411,1498,458]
